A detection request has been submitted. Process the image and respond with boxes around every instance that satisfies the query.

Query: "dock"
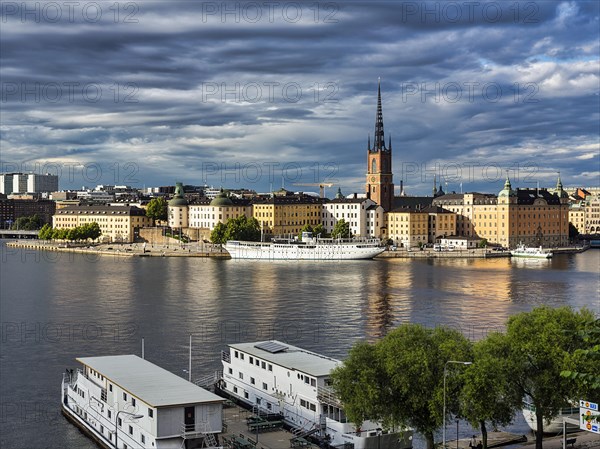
[220,402,319,449]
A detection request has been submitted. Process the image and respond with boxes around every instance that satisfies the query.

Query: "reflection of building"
[433,176,569,248]
[53,205,151,242]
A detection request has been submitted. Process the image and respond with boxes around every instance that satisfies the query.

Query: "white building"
[62,354,224,449]
[0,172,58,194]
[322,196,379,237]
[221,340,412,449]
[439,236,482,249]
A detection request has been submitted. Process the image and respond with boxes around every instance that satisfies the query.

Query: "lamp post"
[115,410,143,448]
[443,361,472,449]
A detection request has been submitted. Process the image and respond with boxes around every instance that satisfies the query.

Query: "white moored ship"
[224,232,385,260]
[62,354,225,449]
[510,243,553,259]
[219,340,413,449]
[522,400,579,433]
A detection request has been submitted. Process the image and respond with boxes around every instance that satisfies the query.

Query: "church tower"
[366,79,394,211]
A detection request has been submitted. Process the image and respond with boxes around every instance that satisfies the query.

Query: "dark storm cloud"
[1,1,598,192]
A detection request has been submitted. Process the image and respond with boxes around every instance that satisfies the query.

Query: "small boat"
[224,231,385,260]
[510,243,553,259]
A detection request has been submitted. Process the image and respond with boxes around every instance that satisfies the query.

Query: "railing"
[317,385,343,408]
[221,350,231,363]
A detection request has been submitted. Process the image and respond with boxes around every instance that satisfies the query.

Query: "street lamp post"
[114,410,143,448]
[443,361,472,449]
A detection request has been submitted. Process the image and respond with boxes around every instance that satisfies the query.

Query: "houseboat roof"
[228,341,340,377]
[76,355,224,407]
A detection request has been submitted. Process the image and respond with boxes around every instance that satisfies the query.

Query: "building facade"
[321,196,377,237]
[53,205,151,242]
[252,194,322,236]
[0,173,58,195]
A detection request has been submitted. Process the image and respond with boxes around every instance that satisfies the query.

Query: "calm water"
[1,242,598,449]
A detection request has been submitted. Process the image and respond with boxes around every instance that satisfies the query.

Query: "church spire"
[367,133,371,150]
[372,77,387,152]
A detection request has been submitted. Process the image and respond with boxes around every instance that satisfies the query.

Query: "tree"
[568,223,579,240]
[331,324,472,449]
[331,219,350,239]
[313,223,325,237]
[461,333,522,449]
[210,222,227,244]
[561,316,600,391]
[83,222,101,240]
[38,223,53,240]
[146,197,168,223]
[11,214,43,230]
[503,306,597,449]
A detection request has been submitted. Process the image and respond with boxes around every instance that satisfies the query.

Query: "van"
[433,244,442,252]
[447,245,455,251]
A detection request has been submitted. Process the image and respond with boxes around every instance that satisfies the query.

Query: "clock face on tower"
[371,176,375,182]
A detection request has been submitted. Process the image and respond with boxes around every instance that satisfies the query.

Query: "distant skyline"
[1,1,599,195]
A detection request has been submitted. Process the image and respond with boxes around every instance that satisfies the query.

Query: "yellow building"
[53,205,151,243]
[252,194,322,236]
[423,206,456,242]
[385,209,428,247]
[433,177,569,248]
[568,203,586,235]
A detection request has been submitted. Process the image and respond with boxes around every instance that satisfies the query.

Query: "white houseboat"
[224,232,385,260]
[220,340,413,448]
[62,354,225,449]
[510,243,553,259]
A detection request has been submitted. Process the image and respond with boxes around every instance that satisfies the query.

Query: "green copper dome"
[210,189,233,207]
[168,182,188,207]
[498,176,515,197]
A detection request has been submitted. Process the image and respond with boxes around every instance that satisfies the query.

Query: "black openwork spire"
[372,78,387,152]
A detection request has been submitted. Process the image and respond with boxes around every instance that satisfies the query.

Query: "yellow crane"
[292,182,334,198]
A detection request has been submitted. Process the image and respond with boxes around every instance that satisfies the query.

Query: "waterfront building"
[252,193,322,236]
[439,236,481,249]
[63,355,224,449]
[53,205,151,242]
[0,198,56,228]
[321,194,378,237]
[365,80,394,212]
[433,176,569,248]
[167,182,189,230]
[423,205,456,243]
[384,209,429,247]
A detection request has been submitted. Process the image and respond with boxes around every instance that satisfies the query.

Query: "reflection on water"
[0,245,598,449]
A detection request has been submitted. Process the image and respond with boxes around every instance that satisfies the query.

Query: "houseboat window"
[262,382,268,390]
[268,364,273,371]
[300,399,307,407]
[141,434,145,444]
[118,417,122,427]
[304,377,310,384]
[129,425,133,435]
[244,391,249,399]
[261,361,266,369]
[228,368,233,375]
[239,372,243,380]
[249,356,254,364]
[148,408,153,418]
[234,351,239,358]
[132,398,136,406]
[109,384,112,392]
[250,377,255,385]
[100,425,104,434]
[255,359,259,366]
[311,378,316,387]
[108,410,112,419]
[310,403,316,411]
[233,386,238,393]
[267,402,272,410]
[240,353,245,360]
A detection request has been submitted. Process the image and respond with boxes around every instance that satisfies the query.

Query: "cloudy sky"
[1,1,599,195]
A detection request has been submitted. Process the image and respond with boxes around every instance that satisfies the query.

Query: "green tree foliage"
[503,306,597,449]
[313,223,325,237]
[210,222,227,244]
[568,222,579,240]
[11,214,44,230]
[210,216,261,243]
[331,324,472,449]
[38,223,53,239]
[331,219,350,239]
[146,197,168,222]
[461,333,522,449]
[561,316,600,391]
[40,222,102,242]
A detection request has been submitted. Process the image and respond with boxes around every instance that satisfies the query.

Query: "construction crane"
[292,183,334,198]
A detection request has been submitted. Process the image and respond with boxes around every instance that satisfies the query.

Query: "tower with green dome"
[168,182,189,229]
